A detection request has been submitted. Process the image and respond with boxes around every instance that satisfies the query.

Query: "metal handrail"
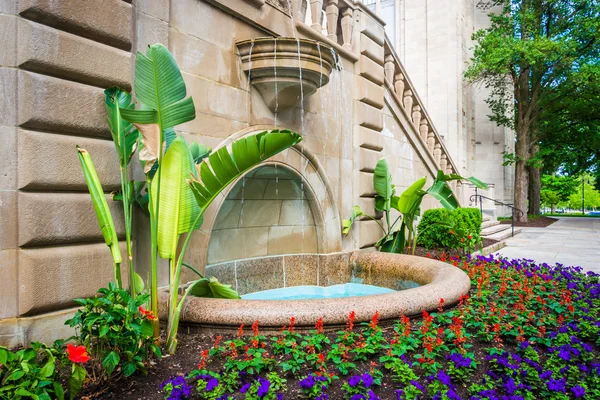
[469,188,525,238]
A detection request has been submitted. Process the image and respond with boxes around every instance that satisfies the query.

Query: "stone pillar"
[440,154,447,174]
[403,89,413,111]
[394,73,404,99]
[384,55,395,85]
[419,119,428,142]
[427,131,435,154]
[326,0,339,41]
[446,166,456,191]
[341,8,353,50]
[457,181,463,203]
[412,105,421,127]
[310,0,324,31]
[434,142,442,165]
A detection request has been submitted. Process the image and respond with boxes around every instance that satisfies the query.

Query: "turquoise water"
[241,283,396,300]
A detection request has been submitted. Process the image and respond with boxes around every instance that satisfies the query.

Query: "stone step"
[481,220,500,229]
[484,227,522,241]
[482,215,491,222]
[481,223,511,236]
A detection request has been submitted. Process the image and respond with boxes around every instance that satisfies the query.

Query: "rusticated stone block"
[18,192,125,247]
[135,10,168,54]
[0,68,18,126]
[18,71,109,138]
[19,0,133,50]
[18,242,127,315]
[358,197,383,220]
[356,78,384,109]
[358,126,384,151]
[359,171,376,197]
[359,147,382,173]
[358,220,382,248]
[355,102,383,131]
[0,15,17,67]
[0,250,17,319]
[0,126,17,190]
[359,11,385,46]
[359,55,384,86]
[17,19,131,89]
[18,129,121,191]
[360,34,384,65]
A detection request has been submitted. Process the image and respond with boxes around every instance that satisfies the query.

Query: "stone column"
[403,89,413,111]
[310,0,324,31]
[456,181,463,202]
[434,142,442,165]
[384,55,395,85]
[419,119,428,142]
[412,105,421,127]
[341,8,353,50]
[427,131,435,154]
[394,73,404,99]
[326,0,339,41]
[440,154,447,174]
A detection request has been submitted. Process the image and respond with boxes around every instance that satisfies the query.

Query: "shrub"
[416,208,482,250]
[65,282,161,385]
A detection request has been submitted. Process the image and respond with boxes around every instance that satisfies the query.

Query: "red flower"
[289,317,296,332]
[237,324,245,337]
[138,306,157,321]
[66,344,91,364]
[315,317,324,334]
[251,320,259,337]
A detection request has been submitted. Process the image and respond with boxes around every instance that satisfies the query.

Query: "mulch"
[412,238,498,260]
[499,216,557,228]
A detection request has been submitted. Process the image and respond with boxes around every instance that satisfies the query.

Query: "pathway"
[495,217,600,274]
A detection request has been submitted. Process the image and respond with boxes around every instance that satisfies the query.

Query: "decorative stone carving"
[310,0,324,30]
[384,55,395,85]
[412,105,421,128]
[433,142,442,165]
[394,73,404,98]
[440,153,447,173]
[419,119,428,142]
[403,90,413,111]
[326,0,339,41]
[237,37,335,112]
[427,131,435,154]
[341,8,353,50]
[246,0,266,9]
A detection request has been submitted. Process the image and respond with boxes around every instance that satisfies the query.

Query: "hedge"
[416,208,482,250]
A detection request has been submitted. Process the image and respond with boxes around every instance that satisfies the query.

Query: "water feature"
[245,39,254,118]
[273,37,278,125]
[241,283,395,300]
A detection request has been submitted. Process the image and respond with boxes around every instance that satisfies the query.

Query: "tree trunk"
[514,119,530,223]
[528,166,541,215]
[551,204,556,214]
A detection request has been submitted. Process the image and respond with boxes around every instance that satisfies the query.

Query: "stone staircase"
[480,215,522,242]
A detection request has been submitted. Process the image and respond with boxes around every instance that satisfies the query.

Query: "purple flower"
[257,378,271,397]
[571,386,585,398]
[547,378,566,392]
[410,380,425,392]
[350,395,366,400]
[348,375,361,387]
[300,376,316,390]
[205,378,219,392]
[437,370,452,386]
[362,373,374,388]
[240,383,251,393]
[367,389,379,400]
[395,389,404,400]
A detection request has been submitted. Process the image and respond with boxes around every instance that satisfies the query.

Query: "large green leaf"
[342,205,364,235]
[77,147,122,266]
[188,130,302,213]
[379,223,406,253]
[188,277,241,299]
[397,177,427,214]
[104,87,138,166]
[435,170,488,190]
[152,137,202,259]
[427,179,459,210]
[119,44,196,173]
[373,159,393,210]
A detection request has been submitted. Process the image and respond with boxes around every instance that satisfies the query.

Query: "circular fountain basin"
[158,251,471,333]
[242,283,396,300]
[236,37,336,112]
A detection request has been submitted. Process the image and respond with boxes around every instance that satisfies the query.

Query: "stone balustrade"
[304,0,354,52]
[382,38,461,182]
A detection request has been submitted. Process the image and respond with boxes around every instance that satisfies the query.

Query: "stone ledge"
[0,308,77,348]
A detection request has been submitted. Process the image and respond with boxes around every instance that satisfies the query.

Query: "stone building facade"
[0,0,508,347]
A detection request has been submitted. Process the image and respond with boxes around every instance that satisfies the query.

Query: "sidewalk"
[495,217,600,274]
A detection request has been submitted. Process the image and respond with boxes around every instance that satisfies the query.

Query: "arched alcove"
[207,164,319,264]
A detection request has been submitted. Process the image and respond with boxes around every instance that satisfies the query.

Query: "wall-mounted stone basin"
[158,252,470,333]
[236,37,336,112]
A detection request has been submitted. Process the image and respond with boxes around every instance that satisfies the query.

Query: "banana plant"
[343,158,487,254]
[77,147,123,287]
[119,43,196,337]
[104,87,144,297]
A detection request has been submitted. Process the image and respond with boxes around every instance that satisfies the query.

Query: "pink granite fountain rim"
[158,251,471,332]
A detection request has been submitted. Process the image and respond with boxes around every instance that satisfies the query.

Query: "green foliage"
[416,208,482,250]
[65,282,161,384]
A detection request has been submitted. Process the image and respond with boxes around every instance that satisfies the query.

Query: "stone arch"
[194,126,342,269]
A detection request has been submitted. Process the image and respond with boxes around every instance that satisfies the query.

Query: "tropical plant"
[342,158,487,254]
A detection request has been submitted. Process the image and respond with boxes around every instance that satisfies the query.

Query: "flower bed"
[95,255,598,399]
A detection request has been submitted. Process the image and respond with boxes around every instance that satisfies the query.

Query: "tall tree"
[465,0,600,222]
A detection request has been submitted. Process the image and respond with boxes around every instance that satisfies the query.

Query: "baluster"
[427,131,435,154]
[341,8,353,50]
[457,180,463,201]
[446,166,456,191]
[412,105,421,127]
[310,0,324,31]
[394,73,405,99]
[440,154,447,174]
[419,119,428,142]
[433,142,442,165]
[326,0,339,41]
[384,55,395,85]
[403,89,413,111]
